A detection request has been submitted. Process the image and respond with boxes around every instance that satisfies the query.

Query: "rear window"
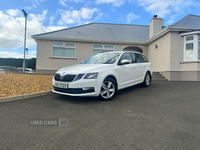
[135,53,144,63]
[10,67,17,71]
[141,55,149,62]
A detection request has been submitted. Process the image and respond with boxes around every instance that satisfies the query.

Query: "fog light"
[82,87,94,91]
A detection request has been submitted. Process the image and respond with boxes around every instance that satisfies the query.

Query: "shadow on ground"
[53,83,149,104]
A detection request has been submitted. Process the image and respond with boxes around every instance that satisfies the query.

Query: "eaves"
[31,36,146,45]
[145,27,200,45]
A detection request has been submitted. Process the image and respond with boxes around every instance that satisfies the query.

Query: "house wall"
[36,40,147,74]
[155,32,200,81]
[147,33,171,72]
[170,32,184,71]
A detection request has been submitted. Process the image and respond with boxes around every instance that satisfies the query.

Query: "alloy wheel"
[145,73,150,86]
[100,81,115,99]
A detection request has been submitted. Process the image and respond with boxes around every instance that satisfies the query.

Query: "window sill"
[50,57,77,60]
[180,61,200,64]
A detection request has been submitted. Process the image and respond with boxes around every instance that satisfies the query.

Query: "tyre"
[99,78,117,101]
[142,72,151,87]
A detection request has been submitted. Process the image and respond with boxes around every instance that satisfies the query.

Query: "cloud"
[30,51,36,55]
[137,0,197,19]
[167,14,179,24]
[111,9,116,12]
[49,16,54,25]
[59,0,83,6]
[0,9,66,49]
[44,26,67,32]
[6,9,20,16]
[126,13,139,23]
[58,7,103,25]
[59,0,68,6]
[29,0,41,8]
[24,6,32,10]
[96,0,125,7]
[73,0,83,2]
[0,51,36,58]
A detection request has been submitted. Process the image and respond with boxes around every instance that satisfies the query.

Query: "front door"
[115,52,137,88]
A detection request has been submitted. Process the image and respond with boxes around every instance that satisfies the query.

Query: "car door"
[134,53,146,81]
[115,52,136,88]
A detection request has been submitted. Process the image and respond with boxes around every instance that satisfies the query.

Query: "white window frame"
[52,42,76,58]
[93,44,115,55]
[52,42,64,47]
[183,35,198,61]
[198,35,200,60]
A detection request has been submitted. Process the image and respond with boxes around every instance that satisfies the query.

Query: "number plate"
[55,83,68,89]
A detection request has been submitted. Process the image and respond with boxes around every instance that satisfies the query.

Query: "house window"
[183,35,200,61]
[198,35,200,60]
[53,42,64,47]
[185,43,194,60]
[93,44,114,55]
[186,36,193,41]
[52,42,76,58]
[184,35,195,61]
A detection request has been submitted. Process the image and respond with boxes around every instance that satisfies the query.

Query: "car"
[0,69,4,74]
[17,68,33,73]
[52,51,152,100]
[0,66,19,74]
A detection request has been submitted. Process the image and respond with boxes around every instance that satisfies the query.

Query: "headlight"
[84,73,98,79]
[74,74,85,81]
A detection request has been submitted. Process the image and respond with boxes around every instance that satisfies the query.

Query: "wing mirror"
[120,59,130,65]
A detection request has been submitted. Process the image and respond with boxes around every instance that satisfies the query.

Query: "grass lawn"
[0,73,54,98]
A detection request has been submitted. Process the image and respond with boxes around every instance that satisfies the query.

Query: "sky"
[0,0,200,59]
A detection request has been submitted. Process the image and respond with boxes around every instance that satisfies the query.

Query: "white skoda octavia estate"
[52,51,152,100]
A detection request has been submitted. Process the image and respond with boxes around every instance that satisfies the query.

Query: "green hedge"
[0,58,36,69]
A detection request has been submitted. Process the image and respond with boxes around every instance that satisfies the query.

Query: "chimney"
[149,15,164,38]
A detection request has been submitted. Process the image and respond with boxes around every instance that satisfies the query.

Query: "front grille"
[54,73,76,82]
[53,86,95,94]
[63,74,76,82]
[54,74,61,81]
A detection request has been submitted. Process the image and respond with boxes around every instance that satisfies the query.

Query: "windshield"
[82,52,121,64]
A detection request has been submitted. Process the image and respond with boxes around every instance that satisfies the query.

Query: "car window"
[135,53,144,63]
[10,67,17,71]
[131,53,135,63]
[118,53,133,64]
[141,55,149,62]
[4,67,10,70]
[82,52,120,64]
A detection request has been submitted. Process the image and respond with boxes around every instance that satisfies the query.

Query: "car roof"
[0,66,17,68]
[122,51,142,54]
[102,51,142,54]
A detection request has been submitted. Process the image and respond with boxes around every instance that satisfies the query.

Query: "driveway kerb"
[0,91,53,103]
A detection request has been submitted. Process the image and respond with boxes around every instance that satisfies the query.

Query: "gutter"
[31,36,146,45]
[145,27,169,45]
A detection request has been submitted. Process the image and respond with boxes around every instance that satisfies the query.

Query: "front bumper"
[53,86,95,94]
[52,78,101,97]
